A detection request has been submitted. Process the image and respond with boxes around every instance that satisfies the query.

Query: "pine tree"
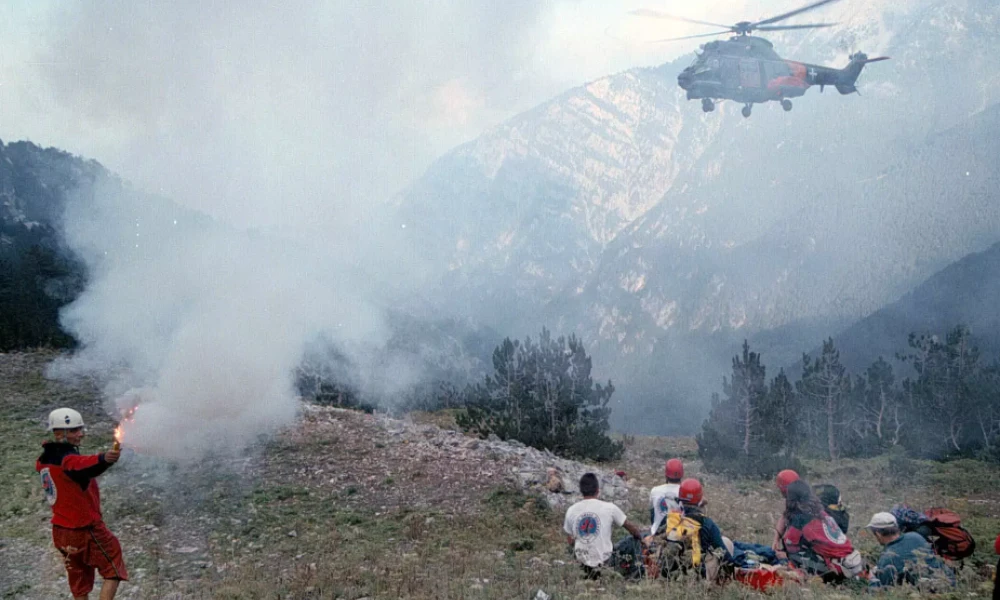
[899,326,981,456]
[970,361,1000,452]
[760,369,799,456]
[457,328,622,462]
[859,356,903,449]
[797,339,850,460]
[722,340,768,456]
[697,341,801,477]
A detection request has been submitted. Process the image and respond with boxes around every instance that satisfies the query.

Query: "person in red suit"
[37,408,127,600]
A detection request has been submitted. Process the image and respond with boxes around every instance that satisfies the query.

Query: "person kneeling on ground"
[564,473,647,578]
[37,408,128,600]
[781,480,864,582]
[868,512,954,590]
[649,458,683,535]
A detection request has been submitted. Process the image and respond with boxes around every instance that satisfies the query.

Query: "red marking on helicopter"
[630,0,889,116]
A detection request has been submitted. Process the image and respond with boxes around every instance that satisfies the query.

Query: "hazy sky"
[1,0,809,238]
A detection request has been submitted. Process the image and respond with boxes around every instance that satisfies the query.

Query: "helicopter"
[632,0,888,117]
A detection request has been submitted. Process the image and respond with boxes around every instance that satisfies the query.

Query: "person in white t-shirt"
[564,473,647,576]
[649,458,684,535]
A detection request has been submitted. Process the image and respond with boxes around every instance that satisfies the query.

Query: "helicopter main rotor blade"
[651,30,734,42]
[754,22,837,31]
[629,9,732,30]
[752,0,842,27]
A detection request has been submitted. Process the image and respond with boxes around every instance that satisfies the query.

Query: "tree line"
[0,229,82,351]
[697,325,1000,476]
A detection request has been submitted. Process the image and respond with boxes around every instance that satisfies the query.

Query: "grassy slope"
[1,352,998,599]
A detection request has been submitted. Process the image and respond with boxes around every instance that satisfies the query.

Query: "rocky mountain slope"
[830,239,1000,372]
[393,0,1000,385]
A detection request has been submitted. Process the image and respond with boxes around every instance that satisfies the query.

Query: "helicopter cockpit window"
[689,54,718,75]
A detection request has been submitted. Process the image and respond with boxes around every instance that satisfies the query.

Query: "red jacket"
[783,511,855,561]
[36,442,113,528]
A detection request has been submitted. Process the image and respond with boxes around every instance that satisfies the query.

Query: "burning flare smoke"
[52,179,398,460]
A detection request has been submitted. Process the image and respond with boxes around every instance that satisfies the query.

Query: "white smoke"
[50,178,398,459]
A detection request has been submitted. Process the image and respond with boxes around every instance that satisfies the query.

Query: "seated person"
[781,480,864,581]
[563,473,646,578]
[649,458,683,535]
[653,478,734,581]
[867,512,954,589]
[771,469,801,554]
[772,473,851,553]
[813,483,849,534]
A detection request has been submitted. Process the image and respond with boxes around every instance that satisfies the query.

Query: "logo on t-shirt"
[576,513,601,539]
[40,468,57,506]
[658,496,670,513]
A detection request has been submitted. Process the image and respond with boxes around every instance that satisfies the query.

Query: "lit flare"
[113,405,139,451]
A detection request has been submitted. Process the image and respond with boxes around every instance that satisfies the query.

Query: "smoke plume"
[50,178,397,459]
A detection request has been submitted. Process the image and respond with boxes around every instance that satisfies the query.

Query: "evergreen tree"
[724,340,768,456]
[457,328,622,462]
[760,369,800,456]
[697,341,801,477]
[970,361,1000,452]
[797,339,850,460]
[899,326,981,456]
[0,241,81,350]
[857,357,903,450]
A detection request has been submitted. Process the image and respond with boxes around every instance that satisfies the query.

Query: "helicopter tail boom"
[805,52,888,95]
[837,52,889,94]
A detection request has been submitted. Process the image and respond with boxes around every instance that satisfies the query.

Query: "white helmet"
[48,408,85,431]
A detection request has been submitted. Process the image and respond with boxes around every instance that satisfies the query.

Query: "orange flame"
[113,405,139,451]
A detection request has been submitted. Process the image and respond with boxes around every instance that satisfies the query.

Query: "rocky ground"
[2,352,999,600]
[0,351,631,599]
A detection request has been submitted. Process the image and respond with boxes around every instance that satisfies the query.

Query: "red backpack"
[924,508,976,560]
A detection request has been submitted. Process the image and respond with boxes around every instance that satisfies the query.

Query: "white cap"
[47,408,85,431]
[866,512,898,530]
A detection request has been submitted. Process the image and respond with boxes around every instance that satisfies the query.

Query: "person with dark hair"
[781,480,864,581]
[813,484,849,534]
[649,458,683,535]
[563,473,647,577]
[867,512,953,589]
[772,473,851,555]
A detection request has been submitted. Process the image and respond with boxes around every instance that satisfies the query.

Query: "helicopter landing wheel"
[781,99,793,112]
[741,104,752,118]
[702,98,715,113]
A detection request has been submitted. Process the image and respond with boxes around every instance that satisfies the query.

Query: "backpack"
[651,511,704,575]
[923,508,976,561]
[890,503,928,532]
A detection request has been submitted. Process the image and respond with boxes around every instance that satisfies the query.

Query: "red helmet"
[664,458,684,481]
[678,479,703,506]
[776,469,800,496]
